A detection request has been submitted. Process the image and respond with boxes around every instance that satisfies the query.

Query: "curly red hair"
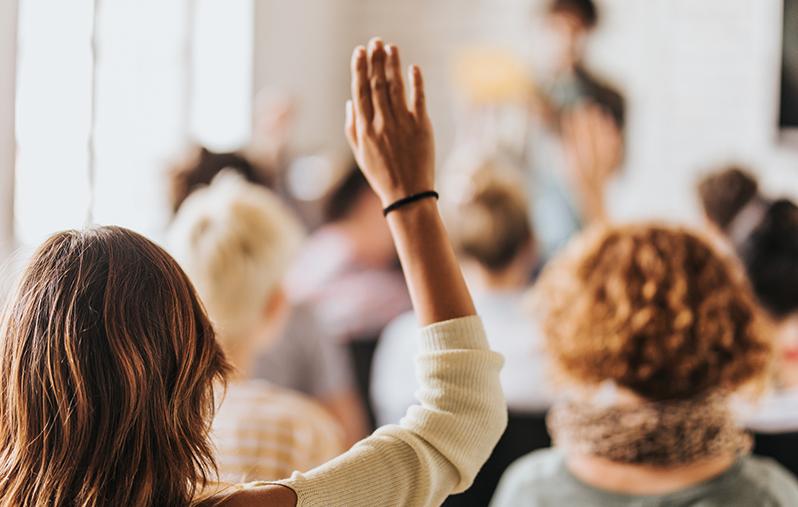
[535,224,771,400]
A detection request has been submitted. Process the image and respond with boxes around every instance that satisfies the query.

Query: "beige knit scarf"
[547,393,752,466]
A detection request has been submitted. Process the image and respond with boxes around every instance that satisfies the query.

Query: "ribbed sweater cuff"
[420,315,488,351]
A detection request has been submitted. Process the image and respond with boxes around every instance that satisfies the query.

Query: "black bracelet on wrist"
[383,190,439,217]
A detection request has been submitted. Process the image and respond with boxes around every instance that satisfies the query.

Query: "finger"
[409,64,427,122]
[345,100,358,150]
[368,38,393,125]
[351,46,373,124]
[386,44,409,118]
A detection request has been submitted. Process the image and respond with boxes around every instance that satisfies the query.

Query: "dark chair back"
[754,431,798,478]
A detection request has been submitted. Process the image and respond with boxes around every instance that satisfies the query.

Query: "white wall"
[593,0,798,222]
[0,0,17,256]
[253,0,359,156]
[252,0,798,223]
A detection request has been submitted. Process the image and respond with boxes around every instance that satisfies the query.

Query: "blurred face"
[539,11,589,74]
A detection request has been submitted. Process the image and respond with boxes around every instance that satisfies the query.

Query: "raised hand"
[561,103,623,223]
[345,38,435,207]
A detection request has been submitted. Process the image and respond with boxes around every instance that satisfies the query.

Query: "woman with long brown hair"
[0,39,507,506]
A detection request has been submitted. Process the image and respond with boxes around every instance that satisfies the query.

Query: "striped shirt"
[212,379,344,483]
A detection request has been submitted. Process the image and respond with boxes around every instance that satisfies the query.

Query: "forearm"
[386,199,475,325]
[272,317,506,506]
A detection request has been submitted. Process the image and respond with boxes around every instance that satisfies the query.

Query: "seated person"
[168,172,345,482]
[372,163,553,506]
[252,303,367,446]
[169,146,273,214]
[284,166,411,430]
[169,141,368,447]
[699,167,798,476]
[0,38,507,507]
[372,163,551,425]
[492,224,798,506]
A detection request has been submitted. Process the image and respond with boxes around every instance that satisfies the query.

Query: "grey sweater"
[491,448,798,507]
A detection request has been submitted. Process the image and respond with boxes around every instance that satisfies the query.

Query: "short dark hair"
[737,199,798,318]
[549,0,599,28]
[169,147,272,213]
[698,166,759,231]
[324,164,370,222]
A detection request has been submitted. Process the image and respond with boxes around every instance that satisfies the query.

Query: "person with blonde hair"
[492,224,798,506]
[0,38,506,506]
[167,172,345,483]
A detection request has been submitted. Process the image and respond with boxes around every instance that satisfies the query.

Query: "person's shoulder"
[258,383,334,420]
[492,448,566,506]
[502,448,566,486]
[227,381,335,425]
[380,311,419,340]
[199,484,297,507]
[738,455,798,505]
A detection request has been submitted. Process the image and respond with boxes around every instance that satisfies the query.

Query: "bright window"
[14,0,253,246]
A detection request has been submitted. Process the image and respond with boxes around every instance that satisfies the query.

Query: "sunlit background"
[1,0,797,251]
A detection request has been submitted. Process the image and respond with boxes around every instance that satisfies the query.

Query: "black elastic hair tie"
[383,190,439,216]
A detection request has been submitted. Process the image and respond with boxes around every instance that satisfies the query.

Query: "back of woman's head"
[737,199,798,319]
[0,226,229,507]
[698,166,759,231]
[536,224,770,401]
[449,167,534,272]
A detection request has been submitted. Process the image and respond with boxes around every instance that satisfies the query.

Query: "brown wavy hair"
[535,224,771,400]
[0,227,230,506]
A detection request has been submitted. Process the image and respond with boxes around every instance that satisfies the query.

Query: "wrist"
[385,196,439,226]
[382,190,439,216]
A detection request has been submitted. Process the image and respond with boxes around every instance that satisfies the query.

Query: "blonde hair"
[168,172,304,347]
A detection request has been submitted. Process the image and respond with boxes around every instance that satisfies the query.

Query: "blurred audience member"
[492,225,798,506]
[284,166,410,430]
[253,304,368,447]
[699,167,798,476]
[167,127,367,444]
[372,164,553,505]
[169,146,273,214]
[527,0,625,258]
[698,166,762,244]
[168,173,344,482]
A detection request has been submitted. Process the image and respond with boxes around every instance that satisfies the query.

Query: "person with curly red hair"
[492,224,798,506]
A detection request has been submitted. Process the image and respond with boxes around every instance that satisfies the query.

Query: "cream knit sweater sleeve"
[275,315,507,506]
